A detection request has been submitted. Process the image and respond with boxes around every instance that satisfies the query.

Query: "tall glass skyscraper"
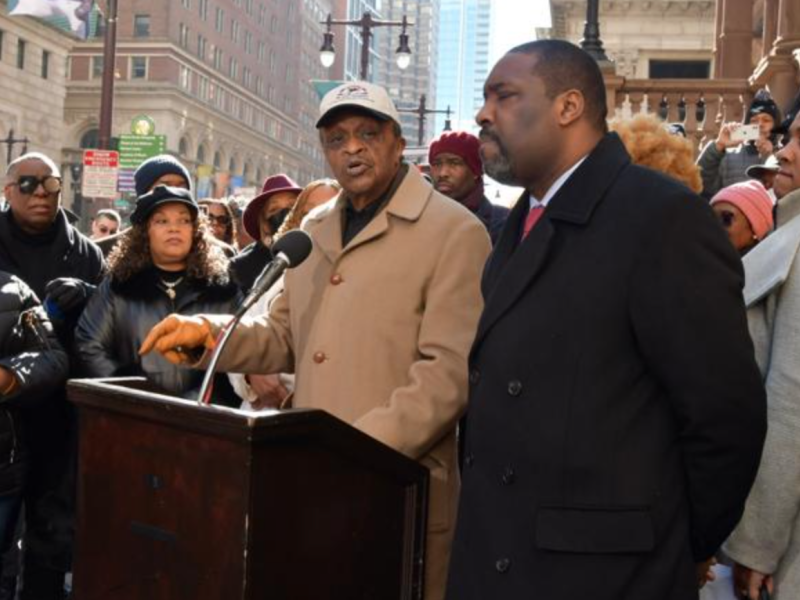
[435,0,492,133]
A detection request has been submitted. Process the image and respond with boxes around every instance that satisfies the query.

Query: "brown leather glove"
[139,314,215,365]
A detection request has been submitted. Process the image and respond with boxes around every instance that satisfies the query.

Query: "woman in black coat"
[76,186,241,405]
[0,271,67,588]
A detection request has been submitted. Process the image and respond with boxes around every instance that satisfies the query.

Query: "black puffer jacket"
[75,268,241,406]
[0,271,67,494]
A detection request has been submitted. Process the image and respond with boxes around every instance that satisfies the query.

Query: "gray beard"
[483,154,517,186]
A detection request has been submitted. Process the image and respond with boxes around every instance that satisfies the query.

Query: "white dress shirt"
[529,156,588,210]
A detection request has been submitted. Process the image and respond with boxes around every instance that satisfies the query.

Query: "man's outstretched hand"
[139,315,215,365]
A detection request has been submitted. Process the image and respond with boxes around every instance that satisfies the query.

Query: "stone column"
[750,0,800,111]
[713,0,725,77]
[774,0,800,52]
[717,0,755,78]
[762,0,778,60]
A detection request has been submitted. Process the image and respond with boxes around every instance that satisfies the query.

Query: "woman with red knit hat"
[711,180,774,255]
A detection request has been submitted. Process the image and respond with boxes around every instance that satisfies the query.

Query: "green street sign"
[118,134,167,170]
[312,80,345,100]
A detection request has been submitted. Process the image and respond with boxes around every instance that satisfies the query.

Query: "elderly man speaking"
[141,82,491,598]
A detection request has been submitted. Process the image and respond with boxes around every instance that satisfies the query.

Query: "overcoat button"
[313,351,326,364]
[330,273,343,285]
[464,453,475,467]
[469,369,480,385]
[495,558,511,573]
[507,380,523,396]
[501,467,515,485]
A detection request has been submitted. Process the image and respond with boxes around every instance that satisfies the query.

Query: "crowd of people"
[0,38,797,599]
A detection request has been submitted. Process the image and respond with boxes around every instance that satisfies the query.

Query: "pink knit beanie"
[711,180,774,240]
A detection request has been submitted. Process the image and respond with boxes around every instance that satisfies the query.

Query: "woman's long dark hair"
[107,210,230,285]
[199,198,238,247]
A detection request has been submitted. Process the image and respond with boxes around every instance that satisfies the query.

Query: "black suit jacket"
[445,134,766,600]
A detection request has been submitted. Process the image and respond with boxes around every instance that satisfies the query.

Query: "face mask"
[267,208,291,234]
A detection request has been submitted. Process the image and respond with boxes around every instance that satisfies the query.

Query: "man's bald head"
[6,152,60,183]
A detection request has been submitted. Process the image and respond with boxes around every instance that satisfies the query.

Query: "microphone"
[197,229,313,405]
[238,230,313,316]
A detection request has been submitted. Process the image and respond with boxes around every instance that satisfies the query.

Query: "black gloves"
[44,278,96,315]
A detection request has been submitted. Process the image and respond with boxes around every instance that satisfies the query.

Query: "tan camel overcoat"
[205,167,491,599]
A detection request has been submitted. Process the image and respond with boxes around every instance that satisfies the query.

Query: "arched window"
[228,156,236,174]
[178,137,189,158]
[79,128,99,149]
[214,151,222,170]
[197,144,206,165]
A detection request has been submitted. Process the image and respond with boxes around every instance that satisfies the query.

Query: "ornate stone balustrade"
[608,77,754,154]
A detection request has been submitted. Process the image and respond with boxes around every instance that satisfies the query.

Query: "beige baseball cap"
[316,81,401,128]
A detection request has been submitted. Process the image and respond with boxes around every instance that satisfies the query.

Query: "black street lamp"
[319,12,413,81]
[579,0,610,63]
[398,95,452,146]
[69,163,84,216]
[1,129,29,165]
[98,0,118,150]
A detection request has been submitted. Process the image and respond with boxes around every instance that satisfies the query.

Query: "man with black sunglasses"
[0,152,104,599]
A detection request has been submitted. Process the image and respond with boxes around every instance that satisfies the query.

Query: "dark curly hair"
[107,212,230,285]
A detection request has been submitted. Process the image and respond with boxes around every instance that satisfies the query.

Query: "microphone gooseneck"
[197,230,313,405]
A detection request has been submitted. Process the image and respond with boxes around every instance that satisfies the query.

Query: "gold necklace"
[159,277,184,300]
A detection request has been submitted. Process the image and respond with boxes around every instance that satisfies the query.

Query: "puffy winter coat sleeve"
[697,141,725,198]
[75,277,122,378]
[0,276,68,406]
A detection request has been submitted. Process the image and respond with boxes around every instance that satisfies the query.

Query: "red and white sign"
[82,150,119,198]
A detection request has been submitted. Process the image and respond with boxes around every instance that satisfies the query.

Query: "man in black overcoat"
[445,40,767,600]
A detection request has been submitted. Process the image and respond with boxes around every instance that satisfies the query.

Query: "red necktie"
[522,206,544,239]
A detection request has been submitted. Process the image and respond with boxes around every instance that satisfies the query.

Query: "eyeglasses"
[10,175,62,196]
[718,210,735,229]
[207,214,231,226]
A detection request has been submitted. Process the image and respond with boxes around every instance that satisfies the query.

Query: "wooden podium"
[67,378,428,600]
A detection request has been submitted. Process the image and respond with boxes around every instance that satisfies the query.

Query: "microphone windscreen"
[272,230,313,267]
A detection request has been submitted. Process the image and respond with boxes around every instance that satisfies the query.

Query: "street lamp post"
[579,0,610,63]
[98,0,118,150]
[398,95,452,146]
[1,129,29,165]
[319,12,413,81]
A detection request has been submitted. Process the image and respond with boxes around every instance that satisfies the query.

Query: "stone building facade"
[0,7,74,170]
[539,0,716,80]
[64,0,327,213]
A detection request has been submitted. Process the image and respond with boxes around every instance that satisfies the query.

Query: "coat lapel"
[476,201,556,345]
[342,167,432,255]
[743,208,800,307]
[474,133,631,347]
[481,191,527,295]
[311,195,345,265]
